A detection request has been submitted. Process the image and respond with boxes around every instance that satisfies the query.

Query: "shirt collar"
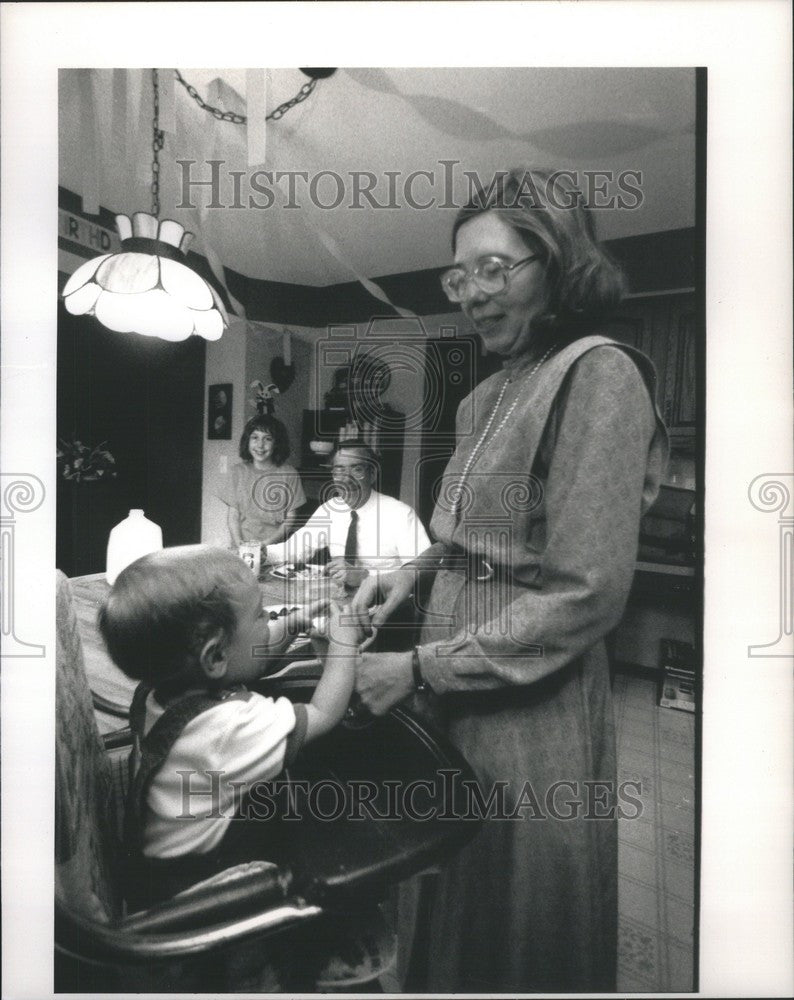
[342,489,378,516]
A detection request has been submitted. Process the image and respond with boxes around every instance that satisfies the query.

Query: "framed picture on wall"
[208,383,233,440]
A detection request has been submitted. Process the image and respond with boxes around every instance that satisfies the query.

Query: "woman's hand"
[349,567,415,636]
[355,650,413,715]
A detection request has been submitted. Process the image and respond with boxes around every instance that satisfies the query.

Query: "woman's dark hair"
[238,414,290,465]
[451,168,627,344]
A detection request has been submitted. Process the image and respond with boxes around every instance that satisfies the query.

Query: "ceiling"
[59,67,696,287]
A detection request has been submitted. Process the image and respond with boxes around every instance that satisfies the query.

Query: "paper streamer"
[125,69,142,187]
[309,222,417,320]
[195,104,248,319]
[111,69,128,170]
[137,70,153,191]
[246,69,267,168]
[78,69,100,215]
[269,174,417,320]
[157,67,176,134]
[190,87,247,319]
[190,204,247,320]
[344,68,668,155]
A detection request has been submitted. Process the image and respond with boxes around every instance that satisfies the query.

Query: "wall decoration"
[270,355,295,393]
[208,383,233,439]
[249,380,279,416]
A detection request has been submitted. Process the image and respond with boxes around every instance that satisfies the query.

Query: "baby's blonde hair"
[98,545,254,687]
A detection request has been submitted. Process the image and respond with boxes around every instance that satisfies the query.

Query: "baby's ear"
[198,630,228,680]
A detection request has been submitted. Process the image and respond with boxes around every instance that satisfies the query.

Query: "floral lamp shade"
[62,213,228,342]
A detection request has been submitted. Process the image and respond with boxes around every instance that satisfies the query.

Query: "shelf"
[636,560,695,577]
[623,286,695,300]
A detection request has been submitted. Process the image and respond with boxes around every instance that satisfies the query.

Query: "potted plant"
[56,438,118,576]
[57,439,117,482]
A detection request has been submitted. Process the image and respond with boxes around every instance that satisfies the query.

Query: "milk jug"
[106,509,163,584]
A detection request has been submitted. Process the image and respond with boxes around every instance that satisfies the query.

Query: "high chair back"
[55,570,121,924]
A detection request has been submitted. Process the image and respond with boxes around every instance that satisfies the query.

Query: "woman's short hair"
[239,414,290,465]
[451,167,627,340]
[98,545,253,689]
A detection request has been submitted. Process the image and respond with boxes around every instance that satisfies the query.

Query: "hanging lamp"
[62,69,229,342]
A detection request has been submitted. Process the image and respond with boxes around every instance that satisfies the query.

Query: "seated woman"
[220,415,306,548]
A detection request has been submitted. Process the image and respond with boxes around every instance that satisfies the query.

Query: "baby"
[98,544,363,905]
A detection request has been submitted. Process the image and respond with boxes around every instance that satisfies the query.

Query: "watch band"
[412,646,427,692]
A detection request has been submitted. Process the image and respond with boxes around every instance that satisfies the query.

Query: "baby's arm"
[303,601,361,742]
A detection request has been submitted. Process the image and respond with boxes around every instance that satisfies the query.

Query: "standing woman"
[352,168,669,992]
[220,414,306,548]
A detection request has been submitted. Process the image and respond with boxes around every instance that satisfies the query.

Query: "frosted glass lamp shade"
[62,213,228,342]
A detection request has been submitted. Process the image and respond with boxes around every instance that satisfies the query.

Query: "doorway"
[56,300,206,576]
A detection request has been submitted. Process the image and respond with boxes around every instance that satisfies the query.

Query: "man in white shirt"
[266,440,431,590]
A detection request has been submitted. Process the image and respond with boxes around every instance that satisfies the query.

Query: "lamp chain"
[175,70,317,125]
[151,68,165,218]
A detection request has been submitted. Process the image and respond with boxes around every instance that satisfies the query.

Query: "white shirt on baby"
[138,690,300,858]
[266,489,431,571]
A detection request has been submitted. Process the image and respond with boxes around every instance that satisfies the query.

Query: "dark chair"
[55,571,480,991]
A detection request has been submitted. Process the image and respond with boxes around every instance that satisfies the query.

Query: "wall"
[201,320,248,545]
[57,300,206,573]
[245,323,314,478]
[201,321,318,544]
[305,311,470,514]
[202,310,470,536]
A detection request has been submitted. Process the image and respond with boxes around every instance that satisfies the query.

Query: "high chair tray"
[251,680,481,904]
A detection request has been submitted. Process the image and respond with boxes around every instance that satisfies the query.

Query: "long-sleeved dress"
[413,335,668,992]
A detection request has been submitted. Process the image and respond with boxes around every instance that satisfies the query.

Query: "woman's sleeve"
[418,347,663,693]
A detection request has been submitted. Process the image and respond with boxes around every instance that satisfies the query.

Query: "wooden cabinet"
[602,290,697,446]
[614,562,697,673]
[602,288,701,675]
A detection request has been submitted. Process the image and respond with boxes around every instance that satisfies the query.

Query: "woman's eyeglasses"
[440,253,541,302]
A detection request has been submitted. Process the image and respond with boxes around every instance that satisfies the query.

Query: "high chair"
[55,570,480,991]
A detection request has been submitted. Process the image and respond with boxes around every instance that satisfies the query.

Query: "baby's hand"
[292,597,329,635]
[327,600,366,652]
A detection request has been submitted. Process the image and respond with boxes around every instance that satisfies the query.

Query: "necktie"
[344,509,359,565]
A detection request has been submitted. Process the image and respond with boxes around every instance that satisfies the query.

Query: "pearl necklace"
[451,345,556,518]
